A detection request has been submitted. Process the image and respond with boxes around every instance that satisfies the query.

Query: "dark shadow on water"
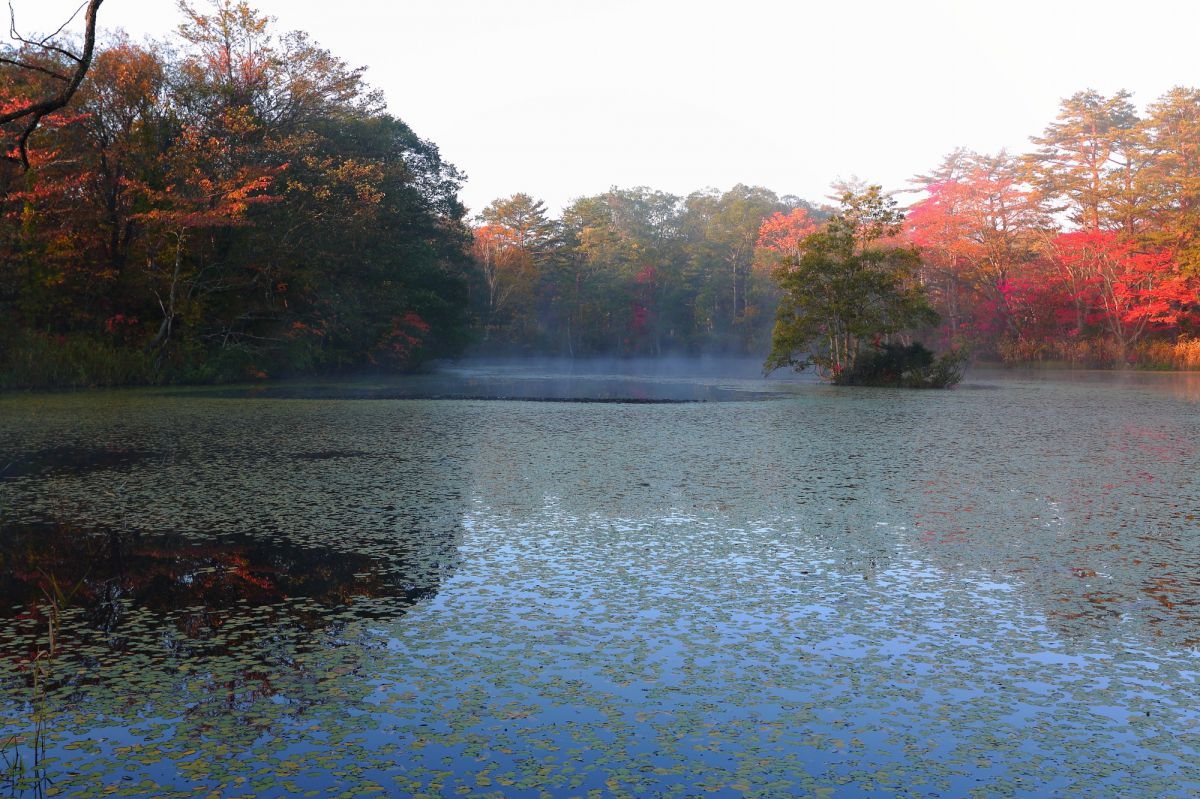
[0,518,461,767]
[0,445,157,481]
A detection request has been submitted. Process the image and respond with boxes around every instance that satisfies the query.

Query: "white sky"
[13,0,1200,215]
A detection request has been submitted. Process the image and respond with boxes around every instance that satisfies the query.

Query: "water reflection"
[977,365,1200,403]
[2,370,1200,797]
[0,520,439,643]
[0,398,470,798]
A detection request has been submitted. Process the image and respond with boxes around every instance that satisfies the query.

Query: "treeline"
[474,88,1200,368]
[906,88,1200,368]
[0,1,472,387]
[5,0,1200,388]
[469,188,820,357]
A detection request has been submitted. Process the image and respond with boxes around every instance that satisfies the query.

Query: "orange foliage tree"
[134,110,281,354]
[755,207,817,272]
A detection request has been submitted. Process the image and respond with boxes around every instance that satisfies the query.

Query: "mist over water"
[433,355,814,400]
[447,355,785,379]
[175,356,818,403]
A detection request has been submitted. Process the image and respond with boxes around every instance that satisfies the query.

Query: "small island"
[764,186,965,388]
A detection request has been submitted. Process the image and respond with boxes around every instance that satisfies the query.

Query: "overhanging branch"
[0,0,103,169]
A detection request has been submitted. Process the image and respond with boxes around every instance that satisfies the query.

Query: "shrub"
[835,342,965,388]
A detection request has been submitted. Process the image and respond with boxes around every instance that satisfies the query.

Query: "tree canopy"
[0,0,472,386]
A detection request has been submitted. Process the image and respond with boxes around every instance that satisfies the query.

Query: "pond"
[1,362,1199,797]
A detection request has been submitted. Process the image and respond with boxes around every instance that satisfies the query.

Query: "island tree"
[765,186,949,385]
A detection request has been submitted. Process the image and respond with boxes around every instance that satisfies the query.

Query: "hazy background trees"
[467,184,821,357]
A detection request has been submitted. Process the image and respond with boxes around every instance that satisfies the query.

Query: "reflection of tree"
[908,429,1200,651]
[0,508,463,754]
[0,397,472,786]
[0,521,446,644]
[0,445,153,481]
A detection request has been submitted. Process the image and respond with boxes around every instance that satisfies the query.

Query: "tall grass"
[997,335,1200,370]
[0,330,156,390]
[1,575,73,796]
[1137,338,1200,370]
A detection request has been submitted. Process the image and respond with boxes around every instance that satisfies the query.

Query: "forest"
[0,1,472,387]
[474,90,1200,370]
[1,1,1199,387]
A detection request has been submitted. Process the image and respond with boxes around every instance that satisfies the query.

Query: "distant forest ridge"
[2,1,1199,388]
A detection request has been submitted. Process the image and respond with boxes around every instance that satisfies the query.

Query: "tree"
[1142,87,1200,274]
[135,112,281,356]
[159,0,471,372]
[908,150,1050,348]
[766,186,939,380]
[1052,231,1192,363]
[175,0,379,126]
[479,193,556,253]
[755,207,817,272]
[258,113,470,371]
[471,222,531,338]
[680,184,787,349]
[905,152,982,342]
[558,188,685,355]
[1025,89,1142,232]
[471,194,557,345]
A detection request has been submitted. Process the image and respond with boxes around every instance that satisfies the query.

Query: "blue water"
[1,364,1198,797]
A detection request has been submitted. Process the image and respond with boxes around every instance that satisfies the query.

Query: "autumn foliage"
[904,94,1200,367]
[4,4,1200,381]
[462,87,1200,368]
[0,1,471,387]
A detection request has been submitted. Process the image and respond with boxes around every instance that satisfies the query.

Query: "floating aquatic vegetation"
[0,445,157,481]
[0,368,1198,797]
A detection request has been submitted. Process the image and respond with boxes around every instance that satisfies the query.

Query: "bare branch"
[0,0,104,169]
[34,0,88,46]
[8,1,88,61]
[0,54,69,81]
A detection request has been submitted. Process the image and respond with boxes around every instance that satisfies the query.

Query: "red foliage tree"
[907,151,1050,352]
[1052,231,1194,361]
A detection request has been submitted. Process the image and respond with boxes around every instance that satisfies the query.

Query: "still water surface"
[1,363,1199,797]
